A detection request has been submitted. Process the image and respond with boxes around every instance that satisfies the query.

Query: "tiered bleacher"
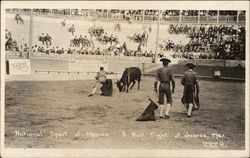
[5,9,246,61]
[6,9,246,23]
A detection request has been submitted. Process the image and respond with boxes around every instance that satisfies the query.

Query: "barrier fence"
[5,51,245,68]
[6,55,245,81]
[5,51,154,63]
[32,69,244,81]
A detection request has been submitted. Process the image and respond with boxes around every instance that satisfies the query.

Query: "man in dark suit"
[181,63,199,117]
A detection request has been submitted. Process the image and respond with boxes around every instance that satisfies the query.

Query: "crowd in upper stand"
[5,29,19,51]
[5,23,246,60]
[164,24,245,60]
[5,10,245,60]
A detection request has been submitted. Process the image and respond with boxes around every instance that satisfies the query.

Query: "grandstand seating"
[6,9,246,24]
[5,9,246,61]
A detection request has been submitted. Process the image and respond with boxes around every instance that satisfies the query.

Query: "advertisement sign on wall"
[8,59,31,75]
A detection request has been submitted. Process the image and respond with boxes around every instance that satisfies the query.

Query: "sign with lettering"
[8,59,31,75]
[69,59,108,72]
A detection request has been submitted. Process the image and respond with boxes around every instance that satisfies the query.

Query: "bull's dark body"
[117,67,141,92]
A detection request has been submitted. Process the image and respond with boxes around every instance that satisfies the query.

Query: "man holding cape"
[181,63,200,117]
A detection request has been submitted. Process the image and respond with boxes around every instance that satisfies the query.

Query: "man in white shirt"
[88,67,114,97]
[214,68,221,80]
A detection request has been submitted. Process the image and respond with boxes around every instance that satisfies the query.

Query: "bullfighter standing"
[154,58,175,119]
[181,63,199,117]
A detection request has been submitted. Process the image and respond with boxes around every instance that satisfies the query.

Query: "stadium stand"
[6,9,246,23]
[5,9,246,61]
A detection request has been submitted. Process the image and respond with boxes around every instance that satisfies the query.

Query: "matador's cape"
[181,95,200,111]
[100,79,113,96]
[136,98,158,121]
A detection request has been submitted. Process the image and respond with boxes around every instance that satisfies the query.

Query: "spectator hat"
[160,58,171,64]
[186,63,196,69]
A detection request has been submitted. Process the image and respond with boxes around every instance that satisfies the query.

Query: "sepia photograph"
[1,1,249,157]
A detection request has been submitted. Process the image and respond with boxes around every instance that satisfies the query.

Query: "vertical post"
[198,10,200,24]
[28,9,33,59]
[155,9,160,61]
[142,9,145,23]
[119,10,121,20]
[160,10,163,23]
[217,10,219,24]
[179,10,182,23]
[107,9,109,20]
[237,10,239,23]
[207,10,209,22]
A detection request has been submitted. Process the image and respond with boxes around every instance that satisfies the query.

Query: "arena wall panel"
[225,60,245,68]
[178,59,226,67]
[142,63,245,79]
[5,57,245,80]
[108,61,143,73]
[8,59,31,75]
[29,58,144,74]
[30,59,69,72]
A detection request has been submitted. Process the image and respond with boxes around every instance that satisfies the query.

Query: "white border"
[1,1,249,10]
[1,1,249,157]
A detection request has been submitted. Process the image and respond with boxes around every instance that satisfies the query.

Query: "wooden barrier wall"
[6,56,245,79]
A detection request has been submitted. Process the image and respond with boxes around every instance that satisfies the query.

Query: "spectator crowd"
[5,29,19,51]
[166,24,245,60]
[5,18,245,60]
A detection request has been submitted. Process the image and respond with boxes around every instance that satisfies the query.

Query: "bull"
[117,67,141,93]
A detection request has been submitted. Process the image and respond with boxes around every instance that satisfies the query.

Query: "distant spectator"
[214,68,221,80]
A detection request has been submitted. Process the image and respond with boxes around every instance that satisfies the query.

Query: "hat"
[186,63,196,69]
[160,58,171,63]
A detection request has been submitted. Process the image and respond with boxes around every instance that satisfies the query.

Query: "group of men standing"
[154,58,199,118]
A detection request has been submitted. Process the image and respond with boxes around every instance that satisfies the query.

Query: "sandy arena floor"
[5,77,245,149]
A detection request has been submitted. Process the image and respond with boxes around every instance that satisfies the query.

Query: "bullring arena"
[3,7,247,152]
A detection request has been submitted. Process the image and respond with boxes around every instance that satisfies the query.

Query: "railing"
[6,9,245,24]
[238,15,246,22]
[107,13,123,20]
[200,16,218,23]
[35,70,122,75]
[5,51,28,59]
[219,15,237,23]
[5,51,153,63]
[33,69,244,81]
[162,16,179,23]
[181,16,199,23]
